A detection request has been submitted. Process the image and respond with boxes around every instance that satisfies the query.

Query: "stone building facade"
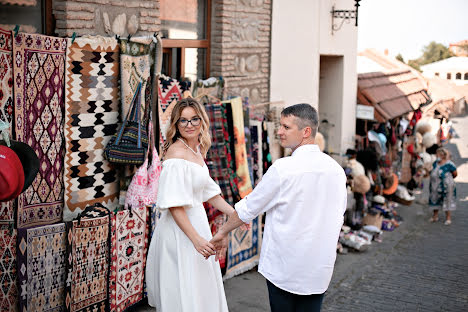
[52,0,271,104]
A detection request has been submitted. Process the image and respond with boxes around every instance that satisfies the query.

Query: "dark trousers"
[266,280,324,312]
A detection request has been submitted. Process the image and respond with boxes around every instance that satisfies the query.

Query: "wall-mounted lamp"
[331,0,361,35]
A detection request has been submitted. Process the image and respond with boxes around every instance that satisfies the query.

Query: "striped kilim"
[63,36,120,221]
[65,204,110,312]
[0,225,17,311]
[17,223,67,312]
[0,28,14,223]
[13,33,67,228]
[109,206,150,311]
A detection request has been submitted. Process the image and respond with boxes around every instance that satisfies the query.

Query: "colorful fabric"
[262,121,272,172]
[0,225,17,312]
[157,75,191,142]
[65,204,110,312]
[0,28,13,126]
[17,223,67,312]
[209,214,227,268]
[0,28,14,224]
[243,98,253,184]
[226,97,253,198]
[203,97,239,206]
[429,161,457,211]
[225,215,262,279]
[63,36,120,221]
[250,120,263,186]
[120,39,151,119]
[192,77,224,100]
[13,33,67,228]
[109,206,150,311]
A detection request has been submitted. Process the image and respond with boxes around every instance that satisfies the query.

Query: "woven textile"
[63,37,120,221]
[65,205,110,312]
[17,223,67,312]
[0,225,17,312]
[225,215,262,279]
[226,97,253,198]
[192,77,224,100]
[0,28,13,126]
[157,75,191,142]
[250,120,263,186]
[120,39,151,120]
[13,33,67,228]
[0,28,15,223]
[109,206,149,311]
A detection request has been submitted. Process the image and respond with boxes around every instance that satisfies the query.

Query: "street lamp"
[331,0,361,35]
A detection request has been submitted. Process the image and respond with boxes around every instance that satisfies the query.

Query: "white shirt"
[235,144,347,295]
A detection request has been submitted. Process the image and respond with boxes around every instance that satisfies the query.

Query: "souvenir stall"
[0,25,283,311]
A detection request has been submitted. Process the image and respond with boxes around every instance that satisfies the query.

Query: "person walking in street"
[211,104,347,312]
[429,147,458,225]
[145,97,235,312]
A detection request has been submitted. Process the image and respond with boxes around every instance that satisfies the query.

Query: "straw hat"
[315,132,325,152]
[382,173,398,195]
[353,175,371,194]
[415,120,432,135]
[422,132,437,148]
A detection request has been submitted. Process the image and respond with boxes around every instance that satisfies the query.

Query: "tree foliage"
[419,41,453,65]
[395,53,405,63]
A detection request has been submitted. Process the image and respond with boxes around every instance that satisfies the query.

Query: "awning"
[358,70,431,122]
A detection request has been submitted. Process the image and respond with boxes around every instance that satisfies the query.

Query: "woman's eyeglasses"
[178,117,201,128]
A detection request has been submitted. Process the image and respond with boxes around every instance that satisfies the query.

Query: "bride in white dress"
[146,97,234,312]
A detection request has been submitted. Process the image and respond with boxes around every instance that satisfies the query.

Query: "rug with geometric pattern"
[65,204,110,312]
[63,36,120,221]
[109,206,149,311]
[0,225,17,311]
[13,33,67,228]
[17,223,67,312]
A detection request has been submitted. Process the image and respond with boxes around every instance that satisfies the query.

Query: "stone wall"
[53,0,160,37]
[210,0,272,104]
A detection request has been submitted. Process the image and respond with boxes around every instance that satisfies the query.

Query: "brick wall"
[210,0,272,104]
[53,0,160,37]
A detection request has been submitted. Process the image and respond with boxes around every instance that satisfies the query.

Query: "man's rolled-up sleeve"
[235,166,281,223]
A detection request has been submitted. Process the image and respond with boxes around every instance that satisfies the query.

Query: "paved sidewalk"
[136,115,468,312]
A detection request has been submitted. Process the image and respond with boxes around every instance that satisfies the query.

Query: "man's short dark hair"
[281,103,318,136]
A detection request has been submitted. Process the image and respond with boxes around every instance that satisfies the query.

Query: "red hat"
[0,145,25,202]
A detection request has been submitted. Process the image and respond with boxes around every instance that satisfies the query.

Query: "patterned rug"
[0,28,15,224]
[192,77,224,100]
[158,75,191,143]
[250,120,263,186]
[225,215,262,280]
[63,36,120,221]
[203,97,239,206]
[17,223,67,312]
[0,225,17,312]
[109,206,149,311]
[65,204,110,312]
[120,39,151,119]
[225,97,253,198]
[13,33,67,228]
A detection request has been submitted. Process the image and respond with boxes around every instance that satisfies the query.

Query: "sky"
[357,0,468,61]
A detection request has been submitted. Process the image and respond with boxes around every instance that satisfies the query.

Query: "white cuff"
[235,198,254,223]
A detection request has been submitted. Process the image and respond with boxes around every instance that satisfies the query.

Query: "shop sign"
[356,104,374,120]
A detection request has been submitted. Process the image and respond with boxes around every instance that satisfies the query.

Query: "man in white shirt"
[211,103,347,312]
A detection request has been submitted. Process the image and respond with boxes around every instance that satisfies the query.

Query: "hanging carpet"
[0,28,15,224]
[65,204,110,312]
[63,36,120,221]
[13,33,67,228]
[0,225,17,311]
[109,206,150,311]
[17,223,67,312]
[250,120,263,186]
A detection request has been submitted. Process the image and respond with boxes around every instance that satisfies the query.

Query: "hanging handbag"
[124,119,162,209]
[105,82,149,165]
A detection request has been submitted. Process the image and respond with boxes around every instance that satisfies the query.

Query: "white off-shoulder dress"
[146,158,229,312]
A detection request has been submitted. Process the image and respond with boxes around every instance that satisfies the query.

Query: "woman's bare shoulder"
[165,141,189,160]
